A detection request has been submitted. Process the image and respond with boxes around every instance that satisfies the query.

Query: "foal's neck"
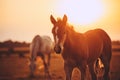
[65,26,83,46]
[66,25,82,38]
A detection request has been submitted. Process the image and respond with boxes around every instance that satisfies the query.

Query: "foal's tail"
[100,29,112,61]
[96,29,112,60]
[97,29,112,80]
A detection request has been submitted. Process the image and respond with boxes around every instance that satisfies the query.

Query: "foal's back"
[84,29,111,62]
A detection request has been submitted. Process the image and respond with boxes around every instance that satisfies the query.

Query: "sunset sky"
[0,0,120,42]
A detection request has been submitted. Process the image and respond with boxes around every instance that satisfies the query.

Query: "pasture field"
[0,49,120,80]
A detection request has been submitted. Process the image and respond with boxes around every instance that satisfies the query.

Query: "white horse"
[29,35,53,78]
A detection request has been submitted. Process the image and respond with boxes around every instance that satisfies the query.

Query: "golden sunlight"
[55,0,106,25]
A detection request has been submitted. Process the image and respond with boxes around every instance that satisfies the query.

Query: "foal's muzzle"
[54,45,62,54]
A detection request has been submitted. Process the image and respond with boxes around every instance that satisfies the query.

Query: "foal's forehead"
[56,19,63,25]
[55,26,58,33]
[52,19,66,34]
[52,26,59,34]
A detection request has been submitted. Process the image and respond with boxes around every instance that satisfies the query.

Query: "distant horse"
[29,35,53,78]
[50,15,112,80]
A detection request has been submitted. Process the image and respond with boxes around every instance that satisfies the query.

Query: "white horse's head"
[28,56,37,76]
[29,43,37,76]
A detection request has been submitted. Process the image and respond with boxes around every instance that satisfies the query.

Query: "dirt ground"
[0,51,120,80]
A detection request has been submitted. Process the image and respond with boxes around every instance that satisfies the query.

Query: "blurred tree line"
[112,40,120,45]
[0,40,30,48]
[0,40,120,48]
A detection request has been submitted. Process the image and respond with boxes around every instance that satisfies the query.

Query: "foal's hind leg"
[100,54,111,80]
[88,62,97,80]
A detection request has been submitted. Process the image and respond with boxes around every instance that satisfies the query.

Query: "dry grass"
[0,51,120,80]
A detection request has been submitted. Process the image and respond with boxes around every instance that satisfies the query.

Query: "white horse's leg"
[48,53,51,66]
[64,62,74,80]
[41,54,51,79]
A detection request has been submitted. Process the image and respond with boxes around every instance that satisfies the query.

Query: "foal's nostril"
[54,45,61,54]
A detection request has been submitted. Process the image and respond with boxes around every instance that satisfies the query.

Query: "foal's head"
[50,15,67,54]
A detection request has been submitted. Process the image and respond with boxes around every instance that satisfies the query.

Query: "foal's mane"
[66,24,78,35]
[57,18,78,35]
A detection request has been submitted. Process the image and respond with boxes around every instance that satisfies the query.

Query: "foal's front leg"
[78,63,87,80]
[64,62,74,80]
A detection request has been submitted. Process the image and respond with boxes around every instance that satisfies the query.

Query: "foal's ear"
[63,14,67,24]
[50,15,56,24]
